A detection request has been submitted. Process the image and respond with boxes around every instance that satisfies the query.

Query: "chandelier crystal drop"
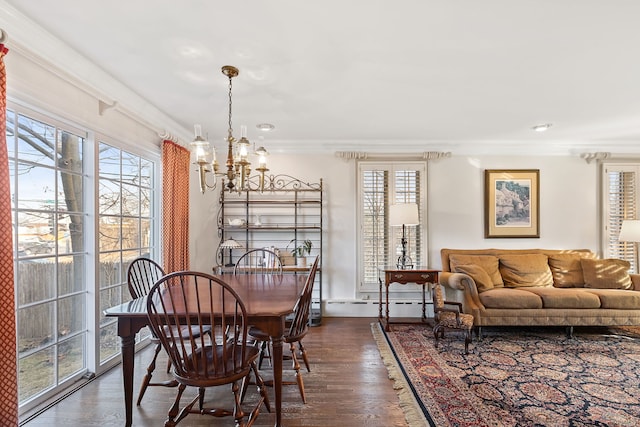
[191,65,269,193]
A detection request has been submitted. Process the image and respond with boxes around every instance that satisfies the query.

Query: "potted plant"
[291,239,312,267]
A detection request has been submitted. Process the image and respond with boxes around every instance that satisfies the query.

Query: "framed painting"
[484,169,539,238]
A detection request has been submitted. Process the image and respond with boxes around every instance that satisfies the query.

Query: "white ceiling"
[2,0,640,155]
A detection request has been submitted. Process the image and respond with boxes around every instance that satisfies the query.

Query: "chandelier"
[191,65,270,193]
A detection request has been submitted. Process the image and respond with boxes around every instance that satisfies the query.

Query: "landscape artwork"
[484,169,539,238]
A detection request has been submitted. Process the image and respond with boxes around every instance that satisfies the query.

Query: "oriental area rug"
[372,322,640,427]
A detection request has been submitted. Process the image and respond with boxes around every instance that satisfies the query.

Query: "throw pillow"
[453,264,494,292]
[449,254,504,287]
[548,253,586,288]
[581,258,632,289]
[498,254,553,288]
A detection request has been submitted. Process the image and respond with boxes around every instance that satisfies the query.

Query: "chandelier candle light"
[389,203,420,269]
[191,65,270,193]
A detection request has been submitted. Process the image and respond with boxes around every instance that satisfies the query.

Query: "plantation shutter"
[358,161,425,292]
[603,164,639,271]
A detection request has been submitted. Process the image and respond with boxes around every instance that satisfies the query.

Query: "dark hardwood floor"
[23,317,409,427]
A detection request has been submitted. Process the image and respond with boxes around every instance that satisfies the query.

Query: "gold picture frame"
[484,169,539,238]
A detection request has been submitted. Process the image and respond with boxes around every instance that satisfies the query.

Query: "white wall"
[5,45,602,317]
[188,151,600,314]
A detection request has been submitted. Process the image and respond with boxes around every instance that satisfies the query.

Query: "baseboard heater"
[324,299,433,317]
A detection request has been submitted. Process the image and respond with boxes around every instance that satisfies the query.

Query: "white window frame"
[356,160,427,295]
[8,102,161,417]
[601,162,640,272]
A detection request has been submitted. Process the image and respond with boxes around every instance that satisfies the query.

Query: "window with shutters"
[357,161,426,292]
[602,163,640,272]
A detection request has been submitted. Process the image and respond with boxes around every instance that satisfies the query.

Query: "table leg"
[384,281,390,332]
[422,283,427,321]
[271,334,284,427]
[378,278,383,321]
[120,333,136,427]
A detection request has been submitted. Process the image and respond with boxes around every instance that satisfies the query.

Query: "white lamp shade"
[619,220,640,242]
[389,203,419,226]
[220,238,243,249]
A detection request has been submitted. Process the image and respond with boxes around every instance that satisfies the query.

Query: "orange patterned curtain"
[0,43,18,423]
[162,140,190,272]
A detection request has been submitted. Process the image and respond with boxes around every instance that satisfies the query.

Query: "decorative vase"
[296,256,307,268]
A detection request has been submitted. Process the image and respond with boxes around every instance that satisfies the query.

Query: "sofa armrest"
[439,271,485,312]
[631,274,640,291]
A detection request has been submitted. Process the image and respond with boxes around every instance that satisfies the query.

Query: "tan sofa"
[439,248,640,335]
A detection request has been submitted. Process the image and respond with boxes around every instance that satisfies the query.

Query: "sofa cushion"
[581,258,632,290]
[449,254,504,287]
[581,289,640,309]
[523,288,601,309]
[453,264,494,292]
[498,254,553,288]
[548,253,586,288]
[479,288,543,309]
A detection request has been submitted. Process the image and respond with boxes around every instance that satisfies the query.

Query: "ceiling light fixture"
[532,123,552,132]
[256,123,275,131]
[190,65,270,193]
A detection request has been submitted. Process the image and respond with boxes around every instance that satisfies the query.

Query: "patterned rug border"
[373,322,640,427]
[371,322,432,427]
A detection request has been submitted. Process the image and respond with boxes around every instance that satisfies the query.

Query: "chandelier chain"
[227,73,234,141]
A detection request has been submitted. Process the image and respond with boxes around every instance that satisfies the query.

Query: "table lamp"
[389,203,420,269]
[220,238,243,267]
[619,220,640,272]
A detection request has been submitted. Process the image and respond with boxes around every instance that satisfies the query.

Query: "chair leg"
[165,384,187,427]
[433,324,441,348]
[232,381,247,427]
[297,340,310,373]
[290,342,306,403]
[137,343,162,406]
[258,340,270,369]
[464,328,472,354]
[252,361,271,413]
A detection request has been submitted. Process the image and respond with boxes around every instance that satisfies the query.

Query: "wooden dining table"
[104,272,308,427]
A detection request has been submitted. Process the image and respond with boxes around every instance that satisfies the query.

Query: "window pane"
[58,131,83,173]
[16,163,56,210]
[16,260,55,305]
[122,218,140,250]
[99,323,119,362]
[58,294,85,338]
[18,303,55,357]
[57,255,85,296]
[58,335,85,382]
[140,158,152,188]
[122,183,139,216]
[17,115,55,167]
[121,151,139,185]
[19,347,55,401]
[98,144,120,180]
[99,179,121,215]
[99,255,121,289]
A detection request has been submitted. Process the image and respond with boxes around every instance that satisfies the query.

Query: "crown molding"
[0,1,192,146]
[335,151,452,161]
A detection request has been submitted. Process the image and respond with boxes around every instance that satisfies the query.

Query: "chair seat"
[437,312,474,329]
[176,344,260,384]
[164,324,212,339]
[249,324,305,343]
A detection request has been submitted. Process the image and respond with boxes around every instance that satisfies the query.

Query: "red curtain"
[162,140,190,272]
[0,43,18,423]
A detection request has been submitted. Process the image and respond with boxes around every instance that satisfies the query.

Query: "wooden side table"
[379,267,440,332]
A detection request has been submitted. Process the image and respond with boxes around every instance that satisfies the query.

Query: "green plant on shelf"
[290,239,312,258]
